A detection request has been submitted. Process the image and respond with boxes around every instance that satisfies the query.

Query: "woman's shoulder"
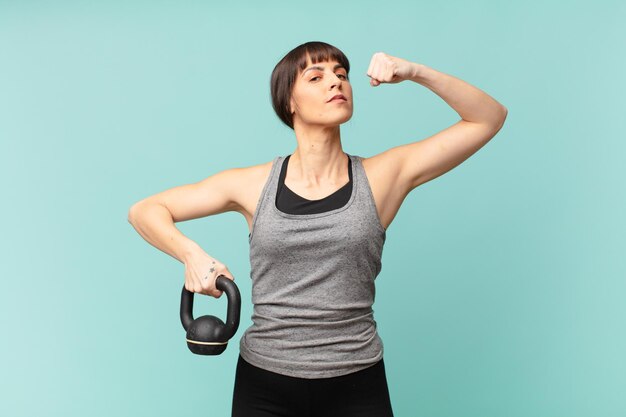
[228,158,276,196]
[359,150,398,178]
[238,158,276,179]
[228,157,277,220]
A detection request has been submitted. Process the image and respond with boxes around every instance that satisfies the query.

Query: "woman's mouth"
[327,94,347,103]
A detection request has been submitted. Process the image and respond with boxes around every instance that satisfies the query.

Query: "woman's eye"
[309,74,348,82]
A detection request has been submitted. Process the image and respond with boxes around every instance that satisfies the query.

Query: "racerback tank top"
[239,153,387,379]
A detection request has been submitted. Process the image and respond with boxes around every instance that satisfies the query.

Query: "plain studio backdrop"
[1,1,624,416]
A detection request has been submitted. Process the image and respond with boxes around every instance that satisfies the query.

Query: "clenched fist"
[183,249,235,298]
[366,52,418,87]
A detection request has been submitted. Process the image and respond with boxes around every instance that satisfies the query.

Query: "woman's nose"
[329,74,343,90]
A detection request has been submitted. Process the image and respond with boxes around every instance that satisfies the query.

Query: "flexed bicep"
[398,120,506,191]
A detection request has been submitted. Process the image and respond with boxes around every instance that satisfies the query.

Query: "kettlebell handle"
[180,275,241,341]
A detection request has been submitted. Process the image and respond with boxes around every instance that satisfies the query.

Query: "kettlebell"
[180,275,241,355]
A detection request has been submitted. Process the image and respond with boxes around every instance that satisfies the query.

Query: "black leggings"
[231,355,394,417]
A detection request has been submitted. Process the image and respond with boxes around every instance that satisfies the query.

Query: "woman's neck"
[289,124,347,187]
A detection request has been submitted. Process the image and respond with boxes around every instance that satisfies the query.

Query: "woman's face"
[290,57,353,128]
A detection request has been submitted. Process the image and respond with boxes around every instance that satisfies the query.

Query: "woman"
[128,41,507,416]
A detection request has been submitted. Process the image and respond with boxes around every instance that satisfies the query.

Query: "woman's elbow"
[127,203,140,224]
[128,200,149,224]
[493,105,508,131]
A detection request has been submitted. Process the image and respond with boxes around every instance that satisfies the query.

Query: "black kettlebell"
[180,275,241,355]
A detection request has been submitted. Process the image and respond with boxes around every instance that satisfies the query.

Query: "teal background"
[1,1,624,416]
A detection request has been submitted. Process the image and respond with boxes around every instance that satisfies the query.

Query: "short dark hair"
[270,41,350,129]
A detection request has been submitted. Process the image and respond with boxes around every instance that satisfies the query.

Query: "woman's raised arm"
[367,52,508,192]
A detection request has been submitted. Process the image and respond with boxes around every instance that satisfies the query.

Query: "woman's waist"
[246,307,377,338]
[242,313,381,354]
[251,303,375,323]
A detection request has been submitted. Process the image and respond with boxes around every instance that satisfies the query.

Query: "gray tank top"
[239,153,387,379]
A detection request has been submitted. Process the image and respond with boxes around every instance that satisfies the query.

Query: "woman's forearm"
[128,202,202,264]
[409,63,507,126]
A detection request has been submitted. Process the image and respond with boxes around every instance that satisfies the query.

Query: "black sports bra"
[276,154,353,215]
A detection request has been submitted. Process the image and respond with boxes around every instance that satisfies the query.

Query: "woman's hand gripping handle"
[183,248,235,298]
